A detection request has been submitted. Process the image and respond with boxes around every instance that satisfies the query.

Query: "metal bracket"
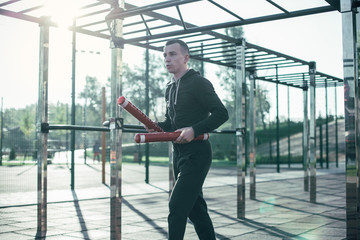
[308,61,316,74]
[115,117,123,129]
[40,122,49,133]
[108,117,123,130]
[236,128,246,136]
[105,7,125,49]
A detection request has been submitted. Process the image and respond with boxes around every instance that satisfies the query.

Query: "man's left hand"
[174,127,194,144]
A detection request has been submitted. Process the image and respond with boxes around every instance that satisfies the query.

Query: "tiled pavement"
[0,161,346,239]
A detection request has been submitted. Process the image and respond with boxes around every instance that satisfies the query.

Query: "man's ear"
[184,54,190,64]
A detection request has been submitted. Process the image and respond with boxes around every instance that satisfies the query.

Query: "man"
[93,141,100,163]
[156,39,228,239]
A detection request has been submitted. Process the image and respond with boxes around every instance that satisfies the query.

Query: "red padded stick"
[117,96,163,132]
[134,132,210,143]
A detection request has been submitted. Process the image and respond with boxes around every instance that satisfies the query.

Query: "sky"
[0,1,344,122]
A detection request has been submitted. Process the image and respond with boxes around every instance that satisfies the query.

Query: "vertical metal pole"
[325,79,329,169]
[83,89,87,164]
[236,39,246,219]
[168,142,174,197]
[66,104,69,152]
[341,0,360,238]
[70,20,76,190]
[249,71,256,200]
[145,43,150,184]
[287,86,291,168]
[0,97,3,166]
[303,76,309,192]
[244,75,249,174]
[320,124,323,168]
[102,87,106,184]
[36,16,50,238]
[335,84,339,168]
[109,1,124,238]
[200,43,204,76]
[309,61,317,203]
[269,123,273,164]
[276,66,280,173]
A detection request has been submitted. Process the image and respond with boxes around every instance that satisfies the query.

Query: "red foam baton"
[134,132,210,143]
[117,96,163,132]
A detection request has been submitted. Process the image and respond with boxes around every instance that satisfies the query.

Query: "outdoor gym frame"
[1,0,359,239]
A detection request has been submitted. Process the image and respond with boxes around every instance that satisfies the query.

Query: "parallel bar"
[236,39,246,219]
[36,16,50,239]
[47,124,235,134]
[309,61,317,203]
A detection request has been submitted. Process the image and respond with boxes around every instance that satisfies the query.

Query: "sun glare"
[42,0,81,28]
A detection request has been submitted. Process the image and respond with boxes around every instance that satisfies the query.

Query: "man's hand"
[174,127,194,144]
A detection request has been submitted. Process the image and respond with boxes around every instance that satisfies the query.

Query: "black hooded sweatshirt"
[157,69,228,137]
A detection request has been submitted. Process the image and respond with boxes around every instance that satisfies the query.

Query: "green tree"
[78,76,102,126]
[216,26,271,129]
[121,52,168,123]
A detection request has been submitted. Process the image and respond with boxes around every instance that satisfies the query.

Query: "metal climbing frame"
[1,0,357,238]
[103,0,344,221]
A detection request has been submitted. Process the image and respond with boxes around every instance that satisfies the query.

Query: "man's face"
[163,43,188,75]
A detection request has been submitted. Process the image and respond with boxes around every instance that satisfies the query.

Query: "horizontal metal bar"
[18,5,43,14]
[208,0,244,21]
[106,0,202,20]
[123,129,147,133]
[48,124,110,132]
[120,6,336,45]
[47,124,146,132]
[47,124,237,137]
[0,0,21,8]
[211,130,236,134]
[266,0,289,14]
[124,124,145,130]
[256,76,303,89]
[0,9,110,39]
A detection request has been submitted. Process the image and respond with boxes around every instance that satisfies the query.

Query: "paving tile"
[0,224,27,233]
[0,231,34,240]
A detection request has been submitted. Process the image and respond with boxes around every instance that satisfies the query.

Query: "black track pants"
[168,141,216,240]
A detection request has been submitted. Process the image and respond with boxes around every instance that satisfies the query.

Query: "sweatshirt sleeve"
[157,108,172,132]
[191,78,229,137]
[156,86,172,132]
